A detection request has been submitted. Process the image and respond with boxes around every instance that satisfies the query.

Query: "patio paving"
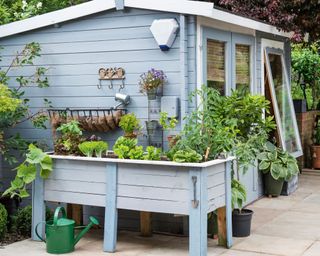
[1,172,320,256]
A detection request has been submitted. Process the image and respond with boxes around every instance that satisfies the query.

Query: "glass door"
[264,48,302,157]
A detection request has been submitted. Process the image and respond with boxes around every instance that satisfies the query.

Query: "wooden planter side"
[32,157,233,256]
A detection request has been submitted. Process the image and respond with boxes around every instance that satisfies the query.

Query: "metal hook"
[109,80,113,90]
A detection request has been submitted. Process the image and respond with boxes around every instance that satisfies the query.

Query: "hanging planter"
[146,87,157,100]
[146,120,158,135]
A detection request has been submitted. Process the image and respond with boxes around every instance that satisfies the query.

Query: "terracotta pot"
[124,132,137,139]
[167,135,178,147]
[312,145,320,169]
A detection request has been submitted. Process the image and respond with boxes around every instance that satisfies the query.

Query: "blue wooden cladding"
[32,156,233,255]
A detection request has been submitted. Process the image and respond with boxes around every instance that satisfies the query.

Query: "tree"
[0,0,88,25]
[0,43,50,165]
[212,0,320,42]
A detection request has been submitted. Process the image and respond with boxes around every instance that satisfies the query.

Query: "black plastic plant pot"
[264,172,284,197]
[232,209,253,237]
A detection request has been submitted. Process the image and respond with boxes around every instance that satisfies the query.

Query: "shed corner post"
[104,162,118,252]
[189,167,208,256]
[31,166,45,241]
[218,161,233,248]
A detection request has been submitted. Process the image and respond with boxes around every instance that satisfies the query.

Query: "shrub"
[13,205,52,237]
[0,203,8,240]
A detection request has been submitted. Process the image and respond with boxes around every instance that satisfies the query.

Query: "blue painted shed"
[0,0,302,233]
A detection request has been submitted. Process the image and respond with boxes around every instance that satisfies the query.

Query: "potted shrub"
[231,179,253,237]
[258,142,299,197]
[119,113,141,138]
[139,68,167,100]
[159,112,178,145]
[312,120,320,169]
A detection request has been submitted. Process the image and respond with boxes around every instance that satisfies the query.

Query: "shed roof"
[0,0,291,39]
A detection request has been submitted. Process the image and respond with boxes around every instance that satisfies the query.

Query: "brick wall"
[295,111,319,168]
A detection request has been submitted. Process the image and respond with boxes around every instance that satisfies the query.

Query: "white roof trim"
[0,0,291,39]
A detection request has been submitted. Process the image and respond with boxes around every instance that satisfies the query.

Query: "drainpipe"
[180,14,188,128]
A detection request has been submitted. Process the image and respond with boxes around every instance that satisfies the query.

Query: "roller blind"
[207,39,225,95]
[236,44,250,92]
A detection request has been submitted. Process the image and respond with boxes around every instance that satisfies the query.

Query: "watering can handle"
[35,222,46,243]
[53,206,67,226]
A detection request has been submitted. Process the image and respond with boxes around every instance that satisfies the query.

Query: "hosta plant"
[257,142,299,181]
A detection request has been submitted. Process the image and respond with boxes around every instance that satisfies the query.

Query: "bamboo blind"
[207,40,225,82]
[235,44,250,89]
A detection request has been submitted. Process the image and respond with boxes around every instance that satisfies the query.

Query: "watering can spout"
[74,216,99,246]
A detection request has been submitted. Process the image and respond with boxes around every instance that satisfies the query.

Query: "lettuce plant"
[113,136,137,159]
[128,146,144,160]
[94,141,108,158]
[144,146,161,160]
[78,141,96,157]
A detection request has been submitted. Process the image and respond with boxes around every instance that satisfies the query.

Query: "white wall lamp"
[150,19,179,51]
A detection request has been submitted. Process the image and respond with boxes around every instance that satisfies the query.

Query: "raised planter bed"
[32,155,234,256]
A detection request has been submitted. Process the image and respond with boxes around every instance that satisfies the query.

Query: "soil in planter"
[232,209,253,237]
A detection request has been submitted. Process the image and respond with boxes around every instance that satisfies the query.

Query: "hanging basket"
[48,108,127,134]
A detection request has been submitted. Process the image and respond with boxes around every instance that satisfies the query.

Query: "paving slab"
[302,242,320,256]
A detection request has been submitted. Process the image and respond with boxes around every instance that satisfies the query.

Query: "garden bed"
[32,155,234,256]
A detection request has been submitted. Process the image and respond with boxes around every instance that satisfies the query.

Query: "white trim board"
[0,0,291,39]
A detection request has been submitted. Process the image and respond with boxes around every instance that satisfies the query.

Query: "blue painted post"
[189,168,208,256]
[104,163,118,252]
[225,161,233,248]
[31,168,45,241]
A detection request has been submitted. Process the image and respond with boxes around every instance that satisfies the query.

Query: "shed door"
[203,28,259,204]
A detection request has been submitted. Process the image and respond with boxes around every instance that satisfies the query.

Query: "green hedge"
[0,203,8,240]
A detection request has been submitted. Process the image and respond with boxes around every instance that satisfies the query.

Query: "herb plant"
[3,144,53,198]
[119,113,140,137]
[257,142,299,181]
[173,147,202,163]
[159,112,178,130]
[55,120,83,155]
[144,146,161,160]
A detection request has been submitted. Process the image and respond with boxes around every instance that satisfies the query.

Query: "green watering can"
[35,206,99,254]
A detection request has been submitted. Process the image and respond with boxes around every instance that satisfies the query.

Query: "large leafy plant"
[119,113,140,136]
[231,179,247,211]
[257,142,299,181]
[3,144,52,198]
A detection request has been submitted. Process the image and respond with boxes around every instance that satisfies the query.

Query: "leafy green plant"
[12,205,52,237]
[144,146,161,160]
[173,147,202,163]
[0,203,7,240]
[3,144,53,198]
[128,146,144,160]
[257,142,299,181]
[78,141,96,157]
[119,113,140,135]
[55,120,83,155]
[94,141,108,158]
[56,120,82,136]
[231,179,247,211]
[291,43,320,110]
[159,112,178,130]
[113,136,138,159]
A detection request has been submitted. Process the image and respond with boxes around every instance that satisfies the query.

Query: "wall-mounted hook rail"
[98,67,126,90]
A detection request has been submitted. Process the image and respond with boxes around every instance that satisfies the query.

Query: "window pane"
[236,44,250,93]
[207,40,225,95]
[266,53,301,155]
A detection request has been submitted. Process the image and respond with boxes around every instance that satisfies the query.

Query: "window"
[207,40,225,95]
[265,49,302,157]
[235,44,250,93]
